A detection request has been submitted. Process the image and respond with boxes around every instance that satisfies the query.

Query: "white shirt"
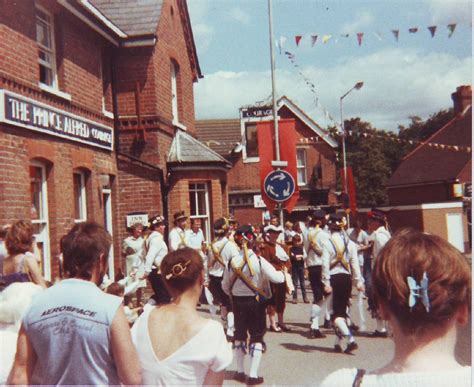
[222,248,284,297]
[208,237,240,277]
[305,226,330,267]
[122,236,144,271]
[144,231,168,273]
[169,227,188,252]
[321,367,471,387]
[185,228,205,251]
[275,244,290,261]
[131,306,232,385]
[321,231,362,286]
[347,228,369,267]
[369,226,391,262]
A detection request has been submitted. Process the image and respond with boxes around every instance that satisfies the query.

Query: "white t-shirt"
[131,306,232,385]
[321,366,471,387]
[347,228,369,267]
[369,226,391,262]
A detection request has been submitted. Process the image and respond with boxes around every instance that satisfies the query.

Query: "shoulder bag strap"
[352,368,366,387]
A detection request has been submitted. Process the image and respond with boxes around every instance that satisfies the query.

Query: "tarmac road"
[197,290,471,386]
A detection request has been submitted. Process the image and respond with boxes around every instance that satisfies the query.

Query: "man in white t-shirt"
[169,211,188,252]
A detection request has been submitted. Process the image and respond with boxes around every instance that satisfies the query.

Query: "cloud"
[187,0,214,54]
[425,0,472,24]
[194,48,471,131]
[229,7,250,24]
[340,11,374,35]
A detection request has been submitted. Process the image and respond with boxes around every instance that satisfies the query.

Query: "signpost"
[264,170,295,202]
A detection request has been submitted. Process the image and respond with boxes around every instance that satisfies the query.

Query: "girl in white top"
[322,229,471,387]
[132,247,232,386]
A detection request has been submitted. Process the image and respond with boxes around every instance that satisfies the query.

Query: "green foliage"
[328,109,455,208]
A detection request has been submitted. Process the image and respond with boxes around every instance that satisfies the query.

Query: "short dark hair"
[106,282,125,297]
[62,222,111,280]
[160,248,203,294]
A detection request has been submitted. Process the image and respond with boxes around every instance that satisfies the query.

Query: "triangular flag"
[311,35,318,47]
[392,29,399,42]
[408,27,418,33]
[428,26,437,37]
[341,33,350,38]
[447,23,457,38]
[295,35,302,46]
[374,31,383,41]
[278,36,287,54]
[453,146,459,151]
[322,35,332,44]
[357,32,364,46]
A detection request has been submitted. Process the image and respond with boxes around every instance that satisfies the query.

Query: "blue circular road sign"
[264,170,296,202]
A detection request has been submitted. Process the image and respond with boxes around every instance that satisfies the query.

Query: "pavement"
[196,289,472,386]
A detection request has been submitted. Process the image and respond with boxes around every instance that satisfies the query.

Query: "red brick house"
[0,0,229,280]
[196,96,338,225]
[382,85,472,252]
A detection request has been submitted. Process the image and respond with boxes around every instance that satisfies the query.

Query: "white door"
[30,162,51,280]
[446,213,465,252]
[102,189,114,279]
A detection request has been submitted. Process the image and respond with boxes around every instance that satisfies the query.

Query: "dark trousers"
[233,295,266,344]
[269,282,287,313]
[149,269,171,305]
[307,265,324,303]
[209,275,232,310]
[291,265,307,300]
[330,273,352,319]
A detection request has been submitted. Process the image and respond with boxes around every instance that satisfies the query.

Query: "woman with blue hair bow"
[322,228,471,386]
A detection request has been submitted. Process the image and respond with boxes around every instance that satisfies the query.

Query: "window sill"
[173,120,187,131]
[103,109,114,119]
[243,157,260,164]
[39,83,72,102]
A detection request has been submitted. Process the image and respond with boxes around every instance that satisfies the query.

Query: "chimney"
[451,85,472,114]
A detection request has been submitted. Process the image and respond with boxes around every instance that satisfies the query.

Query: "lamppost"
[340,81,364,200]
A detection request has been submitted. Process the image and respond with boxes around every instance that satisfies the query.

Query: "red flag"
[357,32,364,46]
[428,25,437,37]
[340,167,357,214]
[257,119,299,213]
[295,35,302,46]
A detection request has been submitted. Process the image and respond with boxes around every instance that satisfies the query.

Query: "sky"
[187,0,472,132]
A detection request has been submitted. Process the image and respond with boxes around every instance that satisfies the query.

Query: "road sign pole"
[267,0,284,226]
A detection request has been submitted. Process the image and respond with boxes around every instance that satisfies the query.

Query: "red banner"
[257,119,299,213]
[340,167,357,214]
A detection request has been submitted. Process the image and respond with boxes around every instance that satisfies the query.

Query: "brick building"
[0,0,229,281]
[372,85,472,252]
[196,96,338,225]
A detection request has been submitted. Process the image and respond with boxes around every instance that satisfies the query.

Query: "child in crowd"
[322,229,471,386]
[289,234,308,304]
[106,282,142,325]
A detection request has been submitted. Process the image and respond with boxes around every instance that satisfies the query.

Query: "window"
[171,61,179,123]
[36,7,57,88]
[101,50,113,115]
[30,162,51,280]
[73,172,87,222]
[296,148,307,186]
[245,122,259,158]
[189,183,210,241]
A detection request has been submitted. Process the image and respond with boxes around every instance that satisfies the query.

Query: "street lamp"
[340,81,364,198]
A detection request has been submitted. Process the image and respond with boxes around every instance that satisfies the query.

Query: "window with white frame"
[30,162,51,280]
[73,172,87,222]
[36,7,57,88]
[171,61,179,123]
[244,122,259,158]
[296,148,307,186]
[189,183,210,241]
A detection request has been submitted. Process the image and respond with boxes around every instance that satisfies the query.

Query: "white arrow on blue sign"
[263,170,296,202]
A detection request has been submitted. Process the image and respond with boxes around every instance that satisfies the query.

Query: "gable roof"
[195,119,241,156]
[387,106,472,187]
[195,96,337,156]
[89,0,163,37]
[168,129,231,167]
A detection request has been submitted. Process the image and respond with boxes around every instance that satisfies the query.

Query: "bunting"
[286,21,464,49]
[391,29,399,42]
[428,25,437,37]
